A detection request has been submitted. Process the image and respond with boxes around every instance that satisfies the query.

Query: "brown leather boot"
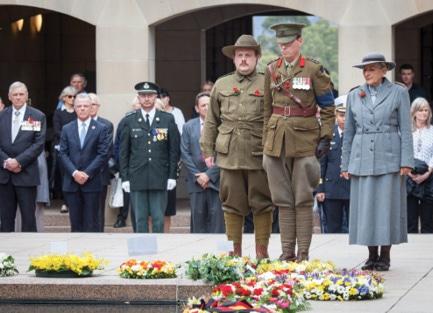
[279,251,297,262]
[255,243,269,260]
[361,246,378,270]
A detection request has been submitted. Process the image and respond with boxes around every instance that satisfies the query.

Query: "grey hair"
[88,93,101,106]
[411,97,432,130]
[74,92,92,106]
[70,73,87,88]
[58,86,77,100]
[9,81,28,94]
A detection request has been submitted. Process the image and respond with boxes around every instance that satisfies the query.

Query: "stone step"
[43,225,190,233]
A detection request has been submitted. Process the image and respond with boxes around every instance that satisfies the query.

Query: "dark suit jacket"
[181,117,220,193]
[120,109,180,191]
[0,105,46,186]
[95,116,114,186]
[59,118,110,192]
[317,124,350,199]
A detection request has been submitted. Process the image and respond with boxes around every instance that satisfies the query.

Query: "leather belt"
[272,105,317,117]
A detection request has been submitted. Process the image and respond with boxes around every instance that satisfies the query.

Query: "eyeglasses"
[66,95,75,99]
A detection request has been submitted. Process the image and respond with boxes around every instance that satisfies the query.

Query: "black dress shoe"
[113,219,126,228]
[361,258,377,270]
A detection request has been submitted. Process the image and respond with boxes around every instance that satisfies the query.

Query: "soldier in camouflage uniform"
[200,35,273,259]
[262,23,335,261]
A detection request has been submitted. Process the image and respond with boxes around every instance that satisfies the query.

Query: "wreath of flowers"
[119,259,177,279]
[0,253,19,277]
[28,253,107,276]
[184,254,384,312]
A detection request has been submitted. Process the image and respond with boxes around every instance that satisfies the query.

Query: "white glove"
[167,179,176,191]
[121,181,130,193]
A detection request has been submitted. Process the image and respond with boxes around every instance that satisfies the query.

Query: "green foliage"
[256,16,338,87]
[185,254,255,285]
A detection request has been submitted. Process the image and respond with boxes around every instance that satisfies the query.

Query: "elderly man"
[200,35,273,258]
[119,82,180,233]
[262,23,335,261]
[88,93,114,232]
[59,93,110,232]
[0,82,46,232]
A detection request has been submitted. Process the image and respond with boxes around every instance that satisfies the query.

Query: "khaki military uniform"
[262,55,335,260]
[200,70,273,248]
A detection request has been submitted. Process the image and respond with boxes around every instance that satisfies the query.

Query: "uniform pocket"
[292,118,320,153]
[215,125,234,154]
[264,117,278,151]
[219,90,238,114]
[247,91,264,115]
[250,129,264,156]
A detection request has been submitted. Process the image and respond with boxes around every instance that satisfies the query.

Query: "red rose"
[271,289,279,297]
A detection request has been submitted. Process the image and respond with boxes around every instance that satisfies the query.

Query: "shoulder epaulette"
[306,57,320,64]
[267,57,281,66]
[124,110,136,117]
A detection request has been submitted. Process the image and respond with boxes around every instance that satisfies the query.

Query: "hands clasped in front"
[73,171,89,185]
[3,158,21,173]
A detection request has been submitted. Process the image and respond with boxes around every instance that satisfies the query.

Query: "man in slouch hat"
[200,34,273,259]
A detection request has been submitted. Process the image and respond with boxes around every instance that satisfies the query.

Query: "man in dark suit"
[89,93,114,232]
[181,92,224,233]
[316,95,350,233]
[59,93,110,232]
[0,82,46,232]
[120,81,180,233]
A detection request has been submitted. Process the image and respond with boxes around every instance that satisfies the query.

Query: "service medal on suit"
[0,105,46,232]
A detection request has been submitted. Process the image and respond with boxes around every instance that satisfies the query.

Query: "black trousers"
[407,195,433,233]
[0,181,37,232]
[98,185,108,232]
[322,199,350,233]
[64,190,100,232]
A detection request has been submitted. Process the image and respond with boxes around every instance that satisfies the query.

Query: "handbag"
[109,173,124,208]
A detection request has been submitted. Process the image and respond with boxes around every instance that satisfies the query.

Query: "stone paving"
[0,233,432,312]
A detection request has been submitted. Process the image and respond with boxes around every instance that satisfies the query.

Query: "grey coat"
[341,78,414,175]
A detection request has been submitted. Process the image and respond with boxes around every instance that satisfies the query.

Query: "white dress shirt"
[141,107,156,125]
[11,104,26,125]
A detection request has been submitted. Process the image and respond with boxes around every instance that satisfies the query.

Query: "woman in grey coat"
[341,53,414,271]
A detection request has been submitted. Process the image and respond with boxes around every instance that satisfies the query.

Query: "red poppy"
[253,288,263,296]
[283,81,291,90]
[233,87,240,95]
[359,90,366,98]
[220,284,233,297]
[254,89,261,96]
[27,116,33,123]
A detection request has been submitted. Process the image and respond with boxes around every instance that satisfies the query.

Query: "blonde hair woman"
[407,97,433,233]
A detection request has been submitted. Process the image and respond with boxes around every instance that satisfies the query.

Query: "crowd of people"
[1,21,432,272]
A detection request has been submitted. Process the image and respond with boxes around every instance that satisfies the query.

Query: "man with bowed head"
[263,23,335,261]
[120,82,180,233]
[200,35,273,259]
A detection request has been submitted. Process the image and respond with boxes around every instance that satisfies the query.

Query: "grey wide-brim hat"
[353,52,395,70]
[221,34,261,59]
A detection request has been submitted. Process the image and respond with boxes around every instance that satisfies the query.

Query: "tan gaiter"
[224,212,244,244]
[296,207,313,258]
[279,207,296,255]
[253,211,273,246]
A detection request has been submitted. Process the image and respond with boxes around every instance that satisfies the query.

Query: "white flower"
[131,264,141,272]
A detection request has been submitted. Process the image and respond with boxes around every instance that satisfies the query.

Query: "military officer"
[316,95,350,233]
[200,34,273,259]
[262,23,335,261]
[119,82,180,233]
